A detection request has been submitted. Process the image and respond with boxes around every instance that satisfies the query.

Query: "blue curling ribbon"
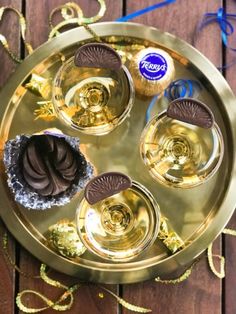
[145,79,201,123]
[116,0,176,22]
[164,79,201,101]
[195,7,236,68]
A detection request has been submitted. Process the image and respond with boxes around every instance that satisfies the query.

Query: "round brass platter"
[0,22,235,284]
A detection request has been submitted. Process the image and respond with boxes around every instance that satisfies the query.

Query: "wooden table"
[0,1,236,313]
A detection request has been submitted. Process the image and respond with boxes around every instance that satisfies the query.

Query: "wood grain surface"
[0,1,21,313]
[123,1,223,314]
[0,1,235,314]
[224,1,236,313]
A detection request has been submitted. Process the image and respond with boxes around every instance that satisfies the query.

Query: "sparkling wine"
[76,182,160,261]
[53,57,134,135]
[140,112,224,188]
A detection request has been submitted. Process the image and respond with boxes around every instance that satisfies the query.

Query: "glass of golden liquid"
[76,172,160,261]
[140,98,224,188]
[52,43,134,136]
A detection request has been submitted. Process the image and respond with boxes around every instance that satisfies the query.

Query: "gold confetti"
[34,101,56,121]
[158,217,185,253]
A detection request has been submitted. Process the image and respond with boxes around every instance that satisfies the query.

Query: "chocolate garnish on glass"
[167,98,214,129]
[85,172,132,205]
[74,43,122,70]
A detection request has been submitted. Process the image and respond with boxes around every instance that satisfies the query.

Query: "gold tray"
[0,22,236,284]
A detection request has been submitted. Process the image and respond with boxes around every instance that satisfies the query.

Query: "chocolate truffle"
[3,130,93,210]
[129,47,175,97]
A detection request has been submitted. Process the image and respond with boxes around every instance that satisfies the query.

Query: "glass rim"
[75,180,161,262]
[52,57,135,135]
[140,109,225,189]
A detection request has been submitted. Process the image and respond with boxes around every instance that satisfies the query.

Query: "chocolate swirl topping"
[21,135,80,196]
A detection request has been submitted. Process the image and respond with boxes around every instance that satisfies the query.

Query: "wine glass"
[76,172,160,261]
[140,98,224,188]
[52,43,134,136]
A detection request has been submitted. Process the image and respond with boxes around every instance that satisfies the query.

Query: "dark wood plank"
[26,0,123,48]
[19,248,120,314]
[123,1,223,313]
[0,1,22,313]
[0,0,22,86]
[224,213,236,314]
[224,2,236,314]
[125,0,222,66]
[18,1,123,314]
[0,221,16,314]
[122,257,222,314]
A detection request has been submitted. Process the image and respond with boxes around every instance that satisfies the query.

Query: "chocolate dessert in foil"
[3,130,93,210]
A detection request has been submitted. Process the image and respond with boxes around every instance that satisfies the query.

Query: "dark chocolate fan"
[21,135,80,196]
[85,172,132,205]
[74,43,122,70]
[167,98,214,129]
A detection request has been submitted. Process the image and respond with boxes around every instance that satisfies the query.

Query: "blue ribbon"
[196,7,236,56]
[116,0,176,22]
[164,79,201,101]
[145,79,201,123]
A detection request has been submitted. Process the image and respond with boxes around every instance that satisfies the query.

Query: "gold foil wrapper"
[129,47,175,97]
[158,217,184,253]
[24,73,52,99]
[48,219,86,258]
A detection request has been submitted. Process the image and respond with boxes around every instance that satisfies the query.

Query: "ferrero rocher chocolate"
[129,47,175,96]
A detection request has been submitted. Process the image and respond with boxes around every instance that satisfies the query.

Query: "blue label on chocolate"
[139,53,168,81]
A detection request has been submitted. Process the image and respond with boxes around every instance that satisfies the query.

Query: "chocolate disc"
[74,43,122,70]
[167,98,214,129]
[85,172,132,205]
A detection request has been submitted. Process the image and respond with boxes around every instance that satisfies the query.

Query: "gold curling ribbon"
[0,1,106,63]
[155,261,197,284]
[223,228,236,236]
[3,225,236,312]
[3,230,150,313]
[48,1,106,39]
[207,228,236,279]
[155,227,236,283]
[16,264,151,313]
[0,6,33,63]
[207,243,225,279]
[16,264,79,313]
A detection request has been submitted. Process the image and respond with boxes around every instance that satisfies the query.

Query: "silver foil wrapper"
[3,131,93,210]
